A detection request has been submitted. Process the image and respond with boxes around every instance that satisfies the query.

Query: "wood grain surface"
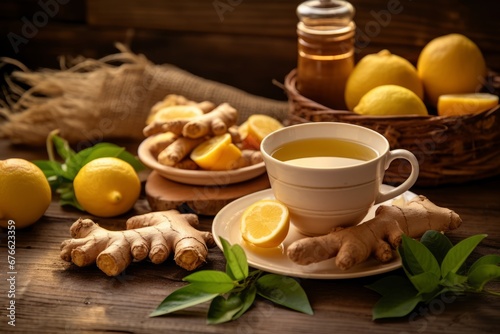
[1,1,500,332]
[0,139,499,334]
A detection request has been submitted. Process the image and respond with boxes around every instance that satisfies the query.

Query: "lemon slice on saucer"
[240,199,290,248]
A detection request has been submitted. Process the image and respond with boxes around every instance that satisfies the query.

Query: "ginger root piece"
[229,150,263,169]
[227,125,243,144]
[157,137,205,166]
[174,158,199,170]
[149,132,178,157]
[143,118,189,137]
[287,195,462,270]
[182,103,238,139]
[60,210,215,276]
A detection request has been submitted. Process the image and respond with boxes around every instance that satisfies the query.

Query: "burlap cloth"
[0,44,288,147]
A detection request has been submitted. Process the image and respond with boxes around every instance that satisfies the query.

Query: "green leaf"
[367,275,423,320]
[399,235,440,278]
[233,285,257,320]
[52,134,75,160]
[32,160,63,177]
[420,230,454,265]
[207,294,244,324]
[467,264,500,291]
[468,254,500,275]
[441,271,468,287]
[149,284,218,317]
[81,144,126,165]
[256,274,313,315]
[441,234,487,279]
[183,270,236,294]
[220,237,248,281]
[409,271,441,295]
[117,150,145,172]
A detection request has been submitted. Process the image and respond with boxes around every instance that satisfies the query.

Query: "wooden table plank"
[1,139,499,333]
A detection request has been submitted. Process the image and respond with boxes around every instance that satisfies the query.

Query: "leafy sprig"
[33,130,144,210]
[150,237,313,324]
[367,230,500,320]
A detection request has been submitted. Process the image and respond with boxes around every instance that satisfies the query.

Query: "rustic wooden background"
[1,0,500,101]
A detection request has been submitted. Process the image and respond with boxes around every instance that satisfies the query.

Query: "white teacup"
[260,122,419,236]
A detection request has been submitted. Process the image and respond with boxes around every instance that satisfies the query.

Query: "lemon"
[247,114,284,143]
[437,93,499,116]
[0,158,51,228]
[73,157,141,217]
[208,143,242,171]
[190,133,233,170]
[353,85,428,116]
[417,34,487,107]
[240,199,290,248]
[345,49,424,111]
[150,105,204,123]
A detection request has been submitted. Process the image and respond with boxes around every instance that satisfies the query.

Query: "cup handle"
[375,149,419,204]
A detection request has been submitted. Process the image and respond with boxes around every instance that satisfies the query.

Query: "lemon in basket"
[417,34,487,107]
[353,85,428,116]
[437,93,498,116]
[344,49,423,111]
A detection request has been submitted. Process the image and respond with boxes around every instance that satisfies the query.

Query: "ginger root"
[157,137,205,166]
[229,149,263,169]
[148,132,178,157]
[287,195,462,270]
[182,103,237,139]
[60,210,215,276]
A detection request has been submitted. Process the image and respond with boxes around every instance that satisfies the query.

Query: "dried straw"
[0,43,288,146]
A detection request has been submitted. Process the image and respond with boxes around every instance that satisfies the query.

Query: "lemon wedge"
[247,114,284,143]
[190,133,232,170]
[437,93,498,116]
[240,199,290,248]
[208,143,242,171]
[152,105,204,122]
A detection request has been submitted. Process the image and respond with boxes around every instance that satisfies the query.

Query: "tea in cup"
[260,122,419,236]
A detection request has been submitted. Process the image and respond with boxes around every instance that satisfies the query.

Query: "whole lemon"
[73,157,141,217]
[353,85,428,116]
[417,33,487,107]
[345,49,424,111]
[0,158,52,228]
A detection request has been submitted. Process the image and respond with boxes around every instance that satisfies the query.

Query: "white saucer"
[212,185,417,279]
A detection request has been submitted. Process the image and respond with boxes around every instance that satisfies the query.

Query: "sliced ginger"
[60,210,215,276]
[287,195,462,270]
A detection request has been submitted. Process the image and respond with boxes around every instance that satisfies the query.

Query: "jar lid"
[297,0,355,27]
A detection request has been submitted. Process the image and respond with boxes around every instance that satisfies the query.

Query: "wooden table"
[1,139,499,334]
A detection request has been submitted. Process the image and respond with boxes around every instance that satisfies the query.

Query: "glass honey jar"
[296,0,356,110]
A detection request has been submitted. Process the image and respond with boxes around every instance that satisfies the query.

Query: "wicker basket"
[284,69,500,186]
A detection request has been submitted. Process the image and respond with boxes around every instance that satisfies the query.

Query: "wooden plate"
[145,171,271,215]
[138,136,266,186]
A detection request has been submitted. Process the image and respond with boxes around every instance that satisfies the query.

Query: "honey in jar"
[296,0,356,110]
